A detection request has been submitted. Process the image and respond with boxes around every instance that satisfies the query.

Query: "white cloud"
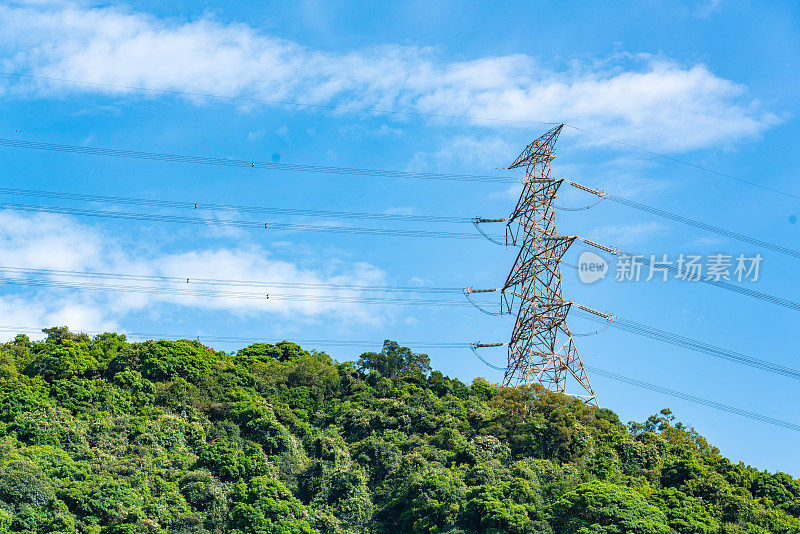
[339,123,405,138]
[0,294,118,341]
[690,235,727,247]
[696,0,724,17]
[0,3,779,152]
[490,184,523,202]
[0,211,106,270]
[588,221,669,247]
[247,129,264,140]
[383,206,415,216]
[409,135,518,172]
[485,151,673,204]
[0,210,392,338]
[557,154,674,200]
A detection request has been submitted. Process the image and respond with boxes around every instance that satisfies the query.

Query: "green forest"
[0,328,797,534]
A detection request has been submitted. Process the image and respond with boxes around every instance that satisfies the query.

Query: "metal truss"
[501,125,596,404]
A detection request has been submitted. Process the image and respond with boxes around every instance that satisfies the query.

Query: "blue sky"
[0,0,798,474]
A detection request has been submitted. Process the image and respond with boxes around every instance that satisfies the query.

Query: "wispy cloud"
[588,221,669,247]
[0,210,392,338]
[0,3,779,152]
[0,294,118,339]
[383,206,416,216]
[559,154,674,200]
[339,123,405,138]
[696,0,724,18]
[408,135,517,172]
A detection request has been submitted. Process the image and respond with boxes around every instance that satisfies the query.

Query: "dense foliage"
[0,328,798,533]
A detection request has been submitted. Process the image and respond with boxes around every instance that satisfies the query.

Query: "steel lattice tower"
[501,125,596,404]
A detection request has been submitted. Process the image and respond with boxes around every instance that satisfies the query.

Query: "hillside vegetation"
[0,328,797,534]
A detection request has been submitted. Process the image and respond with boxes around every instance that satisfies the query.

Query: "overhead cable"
[0,202,495,240]
[0,277,472,307]
[468,345,800,433]
[4,72,797,201]
[0,265,463,294]
[586,366,800,432]
[0,324,470,348]
[0,185,470,224]
[563,124,800,202]
[576,241,800,312]
[0,138,516,184]
[570,308,800,381]
[563,180,800,260]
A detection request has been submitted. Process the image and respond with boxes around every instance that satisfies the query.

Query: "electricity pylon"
[500,125,596,404]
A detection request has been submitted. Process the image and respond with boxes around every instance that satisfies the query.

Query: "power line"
[3,311,796,432]
[570,308,800,381]
[5,308,798,435]
[569,244,800,313]
[0,265,463,294]
[3,182,796,261]
[555,196,605,211]
[586,366,800,433]
[0,137,517,184]
[637,253,800,311]
[0,186,470,224]
[0,276,471,307]
[0,324,470,349]
[8,184,795,268]
[469,344,507,370]
[3,263,795,384]
[3,135,795,256]
[468,346,800,433]
[4,127,299,160]
[564,124,800,201]
[607,193,800,259]
[0,202,495,240]
[3,179,798,264]
[562,181,800,260]
[4,72,795,200]
[0,263,484,307]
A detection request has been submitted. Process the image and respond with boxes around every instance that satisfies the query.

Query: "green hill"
[0,327,797,534]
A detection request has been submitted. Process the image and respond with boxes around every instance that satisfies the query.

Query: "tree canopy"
[0,330,796,534]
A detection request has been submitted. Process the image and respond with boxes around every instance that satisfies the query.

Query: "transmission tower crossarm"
[566,180,606,197]
[572,302,616,321]
[578,236,621,256]
[464,287,499,294]
[473,217,507,223]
